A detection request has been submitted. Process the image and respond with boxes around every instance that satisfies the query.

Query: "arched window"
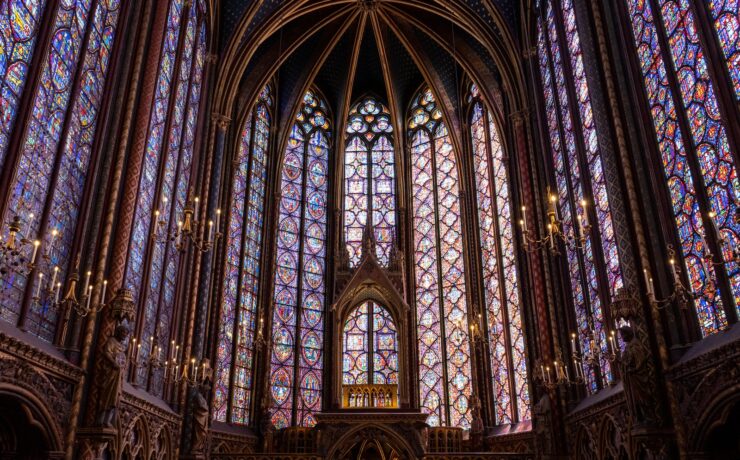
[124,0,207,394]
[707,3,740,99]
[269,90,331,429]
[468,84,530,424]
[622,0,740,336]
[409,87,472,429]
[536,0,625,392]
[343,97,396,267]
[0,0,123,341]
[213,85,272,425]
[342,301,398,385]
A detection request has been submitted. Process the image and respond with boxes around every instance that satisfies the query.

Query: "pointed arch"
[269,89,331,429]
[213,84,273,425]
[408,86,472,429]
[343,96,397,267]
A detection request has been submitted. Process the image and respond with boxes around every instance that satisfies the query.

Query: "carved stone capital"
[211,113,231,131]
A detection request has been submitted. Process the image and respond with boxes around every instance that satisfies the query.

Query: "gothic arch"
[331,255,410,409]
[325,423,418,460]
[0,385,65,457]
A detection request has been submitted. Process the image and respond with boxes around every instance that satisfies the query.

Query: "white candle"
[101,280,108,305]
[194,197,200,222]
[24,213,34,236]
[136,343,141,364]
[49,229,58,255]
[670,259,680,284]
[54,282,61,303]
[50,266,59,290]
[175,345,180,362]
[30,240,40,264]
[207,220,213,243]
[581,199,589,227]
[521,206,528,234]
[83,271,91,297]
[194,366,199,382]
[570,333,577,354]
[554,361,561,380]
[85,286,92,310]
[35,273,44,297]
[164,361,169,380]
[215,209,221,235]
[643,269,654,296]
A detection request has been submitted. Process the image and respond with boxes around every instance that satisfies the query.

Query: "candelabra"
[520,190,592,255]
[151,195,222,253]
[129,336,211,387]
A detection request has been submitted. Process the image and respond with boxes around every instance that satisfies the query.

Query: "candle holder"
[645,246,702,311]
[520,191,592,255]
[534,349,579,391]
[129,335,211,387]
[151,194,222,254]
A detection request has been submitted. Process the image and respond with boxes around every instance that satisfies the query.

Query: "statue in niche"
[534,392,553,455]
[96,324,129,427]
[191,384,210,452]
[470,394,484,449]
[618,325,658,426]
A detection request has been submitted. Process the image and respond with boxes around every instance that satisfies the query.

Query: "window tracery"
[213,85,272,425]
[536,0,624,392]
[269,90,330,429]
[124,0,207,393]
[409,87,472,429]
[0,0,123,340]
[343,97,396,267]
[623,0,740,336]
[468,84,530,423]
[342,301,398,386]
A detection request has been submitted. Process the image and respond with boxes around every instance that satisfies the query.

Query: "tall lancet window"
[343,97,396,267]
[409,88,472,429]
[536,0,625,392]
[622,0,740,336]
[468,84,530,423]
[270,90,331,429]
[0,0,123,340]
[342,301,398,385]
[213,85,272,425]
[124,0,207,394]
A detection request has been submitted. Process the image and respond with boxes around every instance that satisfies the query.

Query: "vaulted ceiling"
[212,1,530,158]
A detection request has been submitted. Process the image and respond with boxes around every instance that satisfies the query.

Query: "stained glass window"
[624,0,740,336]
[269,90,330,429]
[342,301,398,385]
[0,0,44,168]
[468,86,530,424]
[343,97,396,266]
[123,0,208,392]
[0,0,122,339]
[706,0,740,99]
[409,87,472,429]
[537,0,625,391]
[213,85,272,425]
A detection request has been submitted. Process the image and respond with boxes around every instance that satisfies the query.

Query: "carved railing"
[342,384,398,408]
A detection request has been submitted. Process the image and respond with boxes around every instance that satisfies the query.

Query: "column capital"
[211,113,231,131]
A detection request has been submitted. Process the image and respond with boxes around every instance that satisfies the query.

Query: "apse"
[1,0,739,459]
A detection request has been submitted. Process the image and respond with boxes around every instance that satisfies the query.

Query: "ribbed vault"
[212,0,528,156]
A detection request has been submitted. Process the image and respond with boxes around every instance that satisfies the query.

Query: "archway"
[0,392,61,459]
[702,400,740,460]
[342,301,399,409]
